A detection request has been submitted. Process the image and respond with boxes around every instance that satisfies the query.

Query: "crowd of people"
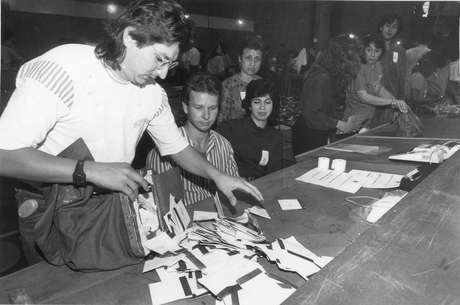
[0,0,458,265]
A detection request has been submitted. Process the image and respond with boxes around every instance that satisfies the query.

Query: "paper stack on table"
[389,142,460,164]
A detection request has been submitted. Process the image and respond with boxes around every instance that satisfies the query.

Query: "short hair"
[238,35,264,57]
[182,72,222,105]
[95,0,192,70]
[361,33,386,62]
[242,78,279,125]
[377,14,403,35]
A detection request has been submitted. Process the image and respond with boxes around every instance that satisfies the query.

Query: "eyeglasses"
[154,54,179,70]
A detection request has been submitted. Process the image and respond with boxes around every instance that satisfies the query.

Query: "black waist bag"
[33,139,145,271]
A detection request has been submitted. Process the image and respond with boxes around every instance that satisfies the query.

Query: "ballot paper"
[143,252,187,273]
[248,206,271,218]
[348,169,403,189]
[278,199,302,210]
[193,210,219,221]
[149,268,205,305]
[221,271,296,305]
[296,167,362,193]
[143,231,182,255]
[133,191,160,256]
[366,193,407,223]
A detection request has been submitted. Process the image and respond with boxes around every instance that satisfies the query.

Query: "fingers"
[126,169,150,191]
[223,190,237,207]
[236,179,264,202]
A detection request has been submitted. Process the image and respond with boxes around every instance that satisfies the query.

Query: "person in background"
[180,37,201,75]
[0,0,262,264]
[146,73,239,205]
[371,14,407,126]
[406,50,450,111]
[218,35,263,123]
[343,33,408,132]
[206,41,232,80]
[218,79,282,180]
[292,34,363,155]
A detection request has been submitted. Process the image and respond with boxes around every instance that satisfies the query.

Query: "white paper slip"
[367,193,407,223]
[149,270,194,305]
[143,231,182,254]
[348,169,403,189]
[248,206,271,219]
[193,210,218,221]
[143,253,186,273]
[278,199,302,210]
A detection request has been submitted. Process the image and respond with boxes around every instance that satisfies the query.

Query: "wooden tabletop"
[1,131,460,304]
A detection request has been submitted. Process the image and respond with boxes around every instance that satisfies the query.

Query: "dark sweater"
[218,116,283,179]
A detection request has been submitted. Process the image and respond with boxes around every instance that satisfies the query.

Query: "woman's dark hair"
[314,33,363,92]
[182,72,222,105]
[377,14,403,36]
[238,35,264,57]
[242,79,279,125]
[413,51,446,77]
[361,33,385,63]
[95,0,192,70]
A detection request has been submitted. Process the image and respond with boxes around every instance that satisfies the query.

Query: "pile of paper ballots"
[138,204,333,304]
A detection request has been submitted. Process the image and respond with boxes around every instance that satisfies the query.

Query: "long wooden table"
[1,130,460,304]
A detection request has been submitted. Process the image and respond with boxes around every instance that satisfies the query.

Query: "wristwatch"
[72,160,86,187]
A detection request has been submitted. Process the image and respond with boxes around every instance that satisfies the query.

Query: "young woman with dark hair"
[343,33,408,131]
[218,79,283,180]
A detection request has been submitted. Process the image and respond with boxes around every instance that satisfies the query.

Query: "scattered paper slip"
[248,206,271,218]
[193,210,218,221]
[367,193,407,223]
[278,199,302,210]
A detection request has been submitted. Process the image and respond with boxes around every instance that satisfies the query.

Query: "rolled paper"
[317,157,330,170]
[331,159,346,173]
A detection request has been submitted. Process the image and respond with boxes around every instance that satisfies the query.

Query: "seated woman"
[292,34,363,155]
[406,50,450,112]
[343,33,408,132]
[218,35,263,124]
[218,79,283,180]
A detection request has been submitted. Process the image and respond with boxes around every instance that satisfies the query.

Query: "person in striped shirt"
[147,73,239,205]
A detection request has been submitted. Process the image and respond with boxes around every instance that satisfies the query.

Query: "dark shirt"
[300,65,340,130]
[218,116,283,179]
[381,42,406,99]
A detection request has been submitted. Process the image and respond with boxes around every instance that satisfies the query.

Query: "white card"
[259,150,269,166]
[240,91,246,100]
[393,51,398,63]
[278,199,302,210]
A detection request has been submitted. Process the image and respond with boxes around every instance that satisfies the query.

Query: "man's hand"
[213,173,264,206]
[392,99,408,113]
[336,115,364,134]
[85,161,149,201]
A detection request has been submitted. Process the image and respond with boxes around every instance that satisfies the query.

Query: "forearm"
[358,91,393,106]
[0,148,76,183]
[170,146,221,181]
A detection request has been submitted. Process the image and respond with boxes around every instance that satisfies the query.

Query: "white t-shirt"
[0,44,188,162]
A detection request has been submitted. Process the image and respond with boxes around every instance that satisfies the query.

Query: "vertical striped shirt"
[146,127,239,205]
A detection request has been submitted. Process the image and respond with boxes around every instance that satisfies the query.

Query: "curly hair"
[314,34,363,92]
[95,0,192,70]
[242,79,279,126]
[377,14,403,36]
[361,33,386,63]
[238,35,264,57]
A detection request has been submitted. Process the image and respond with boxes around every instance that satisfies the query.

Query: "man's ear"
[182,102,189,115]
[122,26,137,49]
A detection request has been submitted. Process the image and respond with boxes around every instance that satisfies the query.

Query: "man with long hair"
[0,0,262,264]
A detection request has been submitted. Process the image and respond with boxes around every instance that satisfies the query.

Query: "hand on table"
[392,99,408,113]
